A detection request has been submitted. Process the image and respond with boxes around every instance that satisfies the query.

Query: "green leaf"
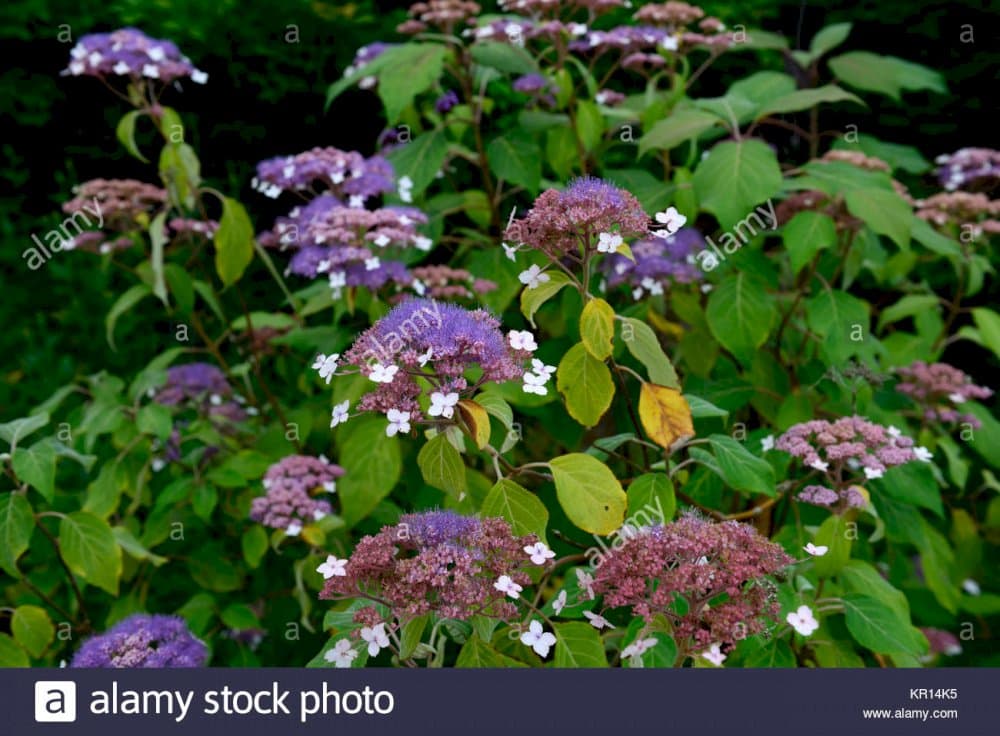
[112,526,167,566]
[0,492,34,577]
[877,294,941,330]
[158,142,201,209]
[417,434,466,498]
[840,560,910,616]
[971,308,1000,360]
[386,129,449,197]
[149,210,169,304]
[549,453,627,535]
[783,211,837,276]
[471,41,539,75]
[619,317,679,388]
[0,413,49,450]
[804,287,869,364]
[520,270,571,326]
[221,603,260,631]
[809,23,852,59]
[11,605,52,658]
[487,131,541,192]
[12,440,56,502]
[214,197,256,287]
[693,140,783,229]
[553,622,608,667]
[828,52,946,101]
[705,273,775,363]
[106,283,153,350]
[580,298,615,360]
[455,635,527,667]
[241,526,269,568]
[116,110,149,162]
[482,478,549,543]
[556,342,615,428]
[871,462,942,518]
[813,514,853,577]
[59,511,122,595]
[842,594,927,655]
[627,473,676,523]
[684,394,729,419]
[137,403,173,440]
[845,188,911,248]
[638,108,721,156]
[376,43,449,123]
[164,263,195,315]
[757,85,864,118]
[336,416,402,526]
[728,72,797,110]
[0,634,29,667]
[704,434,776,496]
[399,615,430,660]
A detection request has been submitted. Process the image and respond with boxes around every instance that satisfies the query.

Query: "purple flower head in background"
[63,28,206,84]
[398,509,482,547]
[71,614,207,668]
[253,147,395,201]
[343,42,394,88]
[435,89,461,113]
[895,361,992,429]
[391,265,498,304]
[604,228,703,297]
[935,148,1000,192]
[250,455,344,531]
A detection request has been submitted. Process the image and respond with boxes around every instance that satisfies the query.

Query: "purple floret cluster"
[250,455,344,531]
[64,28,207,84]
[895,361,992,428]
[935,148,1000,192]
[320,511,536,621]
[603,228,703,297]
[253,147,396,202]
[71,614,207,668]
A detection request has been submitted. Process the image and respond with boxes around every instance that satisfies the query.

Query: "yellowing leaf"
[639,383,694,451]
[580,298,615,360]
[457,399,491,450]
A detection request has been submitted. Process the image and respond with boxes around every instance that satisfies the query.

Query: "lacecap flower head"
[249,454,344,531]
[895,361,992,428]
[70,614,207,668]
[64,28,207,84]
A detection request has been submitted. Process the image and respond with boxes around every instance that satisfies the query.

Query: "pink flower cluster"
[249,455,344,531]
[590,514,791,652]
[320,511,536,620]
[896,361,992,428]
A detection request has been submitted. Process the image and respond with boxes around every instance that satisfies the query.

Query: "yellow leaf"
[457,399,491,450]
[647,309,685,339]
[639,383,694,451]
[300,524,326,547]
[580,298,615,360]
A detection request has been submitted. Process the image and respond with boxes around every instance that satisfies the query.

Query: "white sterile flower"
[701,643,726,666]
[640,277,664,296]
[428,391,460,419]
[502,242,519,261]
[520,620,557,658]
[87,51,103,66]
[569,22,588,37]
[385,408,411,437]
[365,257,381,271]
[576,569,595,600]
[209,393,223,406]
[761,435,774,451]
[632,286,645,300]
[331,170,346,184]
[142,63,160,78]
[494,574,523,599]
[147,46,165,61]
[360,623,391,657]
[622,637,656,663]
[312,353,340,384]
[596,91,611,105]
[413,280,427,296]
[552,590,567,615]
[524,541,555,565]
[654,206,687,235]
[475,26,495,39]
[786,605,819,636]
[522,372,549,395]
[962,578,981,596]
[68,60,85,75]
[803,543,828,557]
[265,184,282,199]
[313,509,327,521]
[413,235,432,251]
[324,639,357,668]
[113,61,131,75]
[508,330,538,352]
[349,194,365,208]
[531,358,556,378]
[71,45,86,59]
[518,264,550,289]
[191,69,208,84]
[316,555,347,580]
[660,35,679,51]
[281,165,295,180]
[398,175,413,203]
[808,458,830,472]
[330,400,350,428]
[329,270,347,298]
[863,467,884,480]
[373,234,390,247]
[914,446,933,462]
[949,392,967,403]
[418,347,434,366]
[322,480,337,493]
[151,458,166,473]
[597,232,624,254]
[359,75,376,90]
[369,363,399,383]
[286,521,303,537]
[583,611,615,630]
[887,425,902,438]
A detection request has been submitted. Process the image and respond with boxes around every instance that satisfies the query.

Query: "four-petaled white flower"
[316,555,348,580]
[142,63,160,78]
[786,605,819,636]
[369,363,399,383]
[808,458,830,472]
[583,611,615,630]
[398,176,414,203]
[324,639,357,668]
[414,235,433,252]
[803,543,828,557]
[654,207,687,235]
[428,391,460,419]
[914,446,933,462]
[949,392,966,404]
[493,575,523,599]
[113,61,130,75]
[330,400,350,428]
[531,359,556,378]
[508,330,538,352]
[373,234,390,248]
[360,623,391,657]
[597,232,624,254]
[286,521,303,537]
[349,194,365,208]
[701,643,726,666]
[660,35,679,52]
[385,408,411,437]
[365,257,381,271]
[502,242,519,261]
[761,435,775,452]
[418,347,434,366]
[640,277,664,296]
[962,578,981,596]
[518,264,550,289]
[863,466,884,480]
[191,69,209,84]
[887,425,902,438]
[312,353,340,384]
[524,541,555,565]
[520,620,557,658]
[622,637,656,663]
[576,569,595,600]
[552,590,568,615]
[522,372,549,395]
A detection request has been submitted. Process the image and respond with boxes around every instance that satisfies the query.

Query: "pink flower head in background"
[895,361,992,429]
[249,454,344,531]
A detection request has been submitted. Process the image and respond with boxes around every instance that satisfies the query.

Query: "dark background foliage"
[1,0,995,416]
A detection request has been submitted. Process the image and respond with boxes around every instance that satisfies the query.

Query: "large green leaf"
[627,473,676,523]
[580,298,615,361]
[417,434,466,498]
[470,42,539,75]
[553,622,608,667]
[693,140,783,229]
[828,52,947,101]
[386,129,449,197]
[0,413,50,449]
[813,514,853,577]
[705,273,775,362]
[487,131,542,192]
[549,453,627,535]
[336,416,402,525]
[520,270,571,326]
[59,511,122,595]
[11,440,56,502]
[482,479,549,543]
[12,605,54,658]
[556,342,615,428]
[703,434,776,496]
[809,23,852,59]
[842,594,927,656]
[619,317,679,388]
[377,43,449,122]
[845,188,912,248]
[783,211,837,276]
[638,108,722,156]
[757,85,864,118]
[804,287,869,363]
[214,197,256,287]
[0,493,33,577]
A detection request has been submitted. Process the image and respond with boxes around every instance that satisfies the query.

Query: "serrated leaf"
[12,441,56,502]
[386,129,449,197]
[627,473,676,523]
[11,605,53,658]
[580,298,615,360]
[214,197,255,287]
[549,453,627,535]
[638,108,721,156]
[59,511,122,595]
[693,140,783,230]
[705,273,775,363]
[639,383,694,452]
[487,132,541,192]
[553,622,608,667]
[417,434,466,498]
[482,478,548,543]
[520,270,571,326]
[106,283,152,350]
[556,342,614,428]
[757,85,864,118]
[783,211,837,276]
[619,317,679,388]
[0,493,33,577]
